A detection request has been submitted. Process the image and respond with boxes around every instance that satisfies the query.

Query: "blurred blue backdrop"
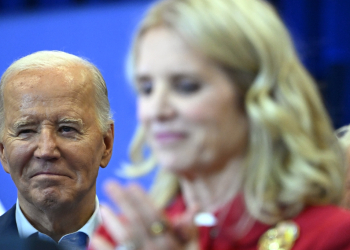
[0,0,349,212]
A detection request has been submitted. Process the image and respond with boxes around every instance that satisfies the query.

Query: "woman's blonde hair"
[125,0,344,224]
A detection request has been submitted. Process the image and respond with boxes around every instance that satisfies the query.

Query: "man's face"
[0,67,113,211]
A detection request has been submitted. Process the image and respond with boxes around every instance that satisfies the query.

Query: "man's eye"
[60,126,76,133]
[18,129,35,135]
[173,79,202,94]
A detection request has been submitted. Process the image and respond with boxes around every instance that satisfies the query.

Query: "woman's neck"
[179,156,245,213]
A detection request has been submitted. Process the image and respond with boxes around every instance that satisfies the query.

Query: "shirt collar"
[16,196,102,241]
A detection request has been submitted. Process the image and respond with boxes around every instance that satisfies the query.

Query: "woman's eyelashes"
[172,77,202,95]
[136,76,153,95]
[138,81,153,95]
[136,76,202,96]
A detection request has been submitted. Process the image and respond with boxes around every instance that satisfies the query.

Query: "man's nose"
[34,129,60,160]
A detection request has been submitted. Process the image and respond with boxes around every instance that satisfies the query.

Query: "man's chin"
[30,188,69,210]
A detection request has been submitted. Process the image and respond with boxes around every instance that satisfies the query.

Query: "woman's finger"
[104,181,151,239]
[105,181,166,235]
[102,180,199,250]
[88,234,115,250]
[127,184,168,230]
[100,205,130,243]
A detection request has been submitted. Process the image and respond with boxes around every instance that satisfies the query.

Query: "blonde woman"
[90,0,350,249]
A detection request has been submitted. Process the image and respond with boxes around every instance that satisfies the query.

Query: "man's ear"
[100,123,114,168]
[0,143,10,174]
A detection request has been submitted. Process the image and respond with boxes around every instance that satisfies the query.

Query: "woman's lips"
[154,132,187,145]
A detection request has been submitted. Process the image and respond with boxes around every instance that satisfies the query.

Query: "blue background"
[0,0,349,212]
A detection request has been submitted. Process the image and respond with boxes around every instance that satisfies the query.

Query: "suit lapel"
[0,205,19,237]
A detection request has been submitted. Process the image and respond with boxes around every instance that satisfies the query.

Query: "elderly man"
[0,51,114,249]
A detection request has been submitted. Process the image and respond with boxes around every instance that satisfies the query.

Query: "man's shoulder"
[0,205,60,250]
[0,204,18,236]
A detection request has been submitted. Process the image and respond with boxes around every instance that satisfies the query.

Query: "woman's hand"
[89,181,199,250]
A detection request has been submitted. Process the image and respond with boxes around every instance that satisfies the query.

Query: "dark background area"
[0,0,349,212]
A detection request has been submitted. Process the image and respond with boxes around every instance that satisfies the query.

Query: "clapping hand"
[89,181,199,250]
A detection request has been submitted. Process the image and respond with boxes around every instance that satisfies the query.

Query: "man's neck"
[17,194,96,242]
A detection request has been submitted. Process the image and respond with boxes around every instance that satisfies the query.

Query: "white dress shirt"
[0,200,5,216]
[15,196,101,244]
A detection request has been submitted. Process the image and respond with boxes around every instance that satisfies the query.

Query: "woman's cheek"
[181,102,215,123]
[137,101,149,124]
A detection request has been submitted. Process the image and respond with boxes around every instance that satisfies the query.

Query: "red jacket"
[166,194,350,250]
[92,194,350,250]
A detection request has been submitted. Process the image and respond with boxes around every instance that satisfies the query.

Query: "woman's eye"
[174,79,202,94]
[136,79,153,95]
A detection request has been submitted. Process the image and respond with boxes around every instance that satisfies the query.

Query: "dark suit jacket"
[0,204,60,250]
[0,205,18,238]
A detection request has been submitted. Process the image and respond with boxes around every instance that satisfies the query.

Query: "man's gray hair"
[0,50,113,137]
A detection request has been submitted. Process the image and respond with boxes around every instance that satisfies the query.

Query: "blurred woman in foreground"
[90,0,350,249]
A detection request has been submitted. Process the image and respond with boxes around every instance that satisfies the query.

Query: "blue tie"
[58,232,89,250]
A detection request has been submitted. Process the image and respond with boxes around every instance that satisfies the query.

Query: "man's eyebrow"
[58,118,84,126]
[13,120,36,129]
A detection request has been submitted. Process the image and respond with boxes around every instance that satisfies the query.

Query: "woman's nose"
[145,86,176,121]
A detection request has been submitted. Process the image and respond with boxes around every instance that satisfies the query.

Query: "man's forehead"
[3,67,96,116]
[6,73,41,89]
[5,66,91,90]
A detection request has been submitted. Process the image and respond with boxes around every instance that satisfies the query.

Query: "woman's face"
[135,27,249,176]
